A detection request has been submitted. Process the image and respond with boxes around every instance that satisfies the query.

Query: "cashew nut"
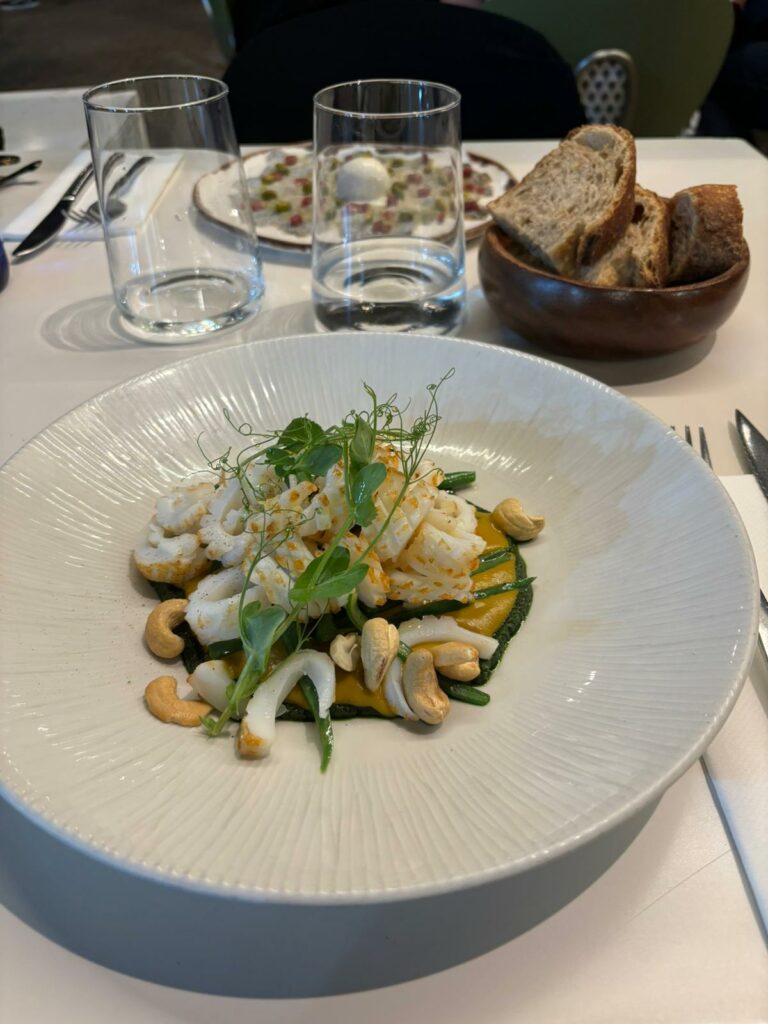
[491,498,544,542]
[145,599,188,659]
[432,641,481,682]
[398,615,498,660]
[330,633,360,672]
[361,618,400,691]
[402,649,450,725]
[145,675,212,727]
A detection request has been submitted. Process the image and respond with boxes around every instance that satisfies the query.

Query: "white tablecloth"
[1,135,767,1023]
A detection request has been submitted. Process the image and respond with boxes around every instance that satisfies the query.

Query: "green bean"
[384,598,466,624]
[206,637,243,659]
[440,681,490,705]
[299,676,334,772]
[437,471,476,492]
[346,592,369,632]
[478,546,507,563]
[470,550,513,575]
[472,578,535,600]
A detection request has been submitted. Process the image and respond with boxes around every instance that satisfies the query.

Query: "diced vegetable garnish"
[245,148,506,240]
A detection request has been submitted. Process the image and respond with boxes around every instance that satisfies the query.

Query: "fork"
[67,150,123,225]
[679,423,768,662]
[674,424,713,468]
[69,154,152,226]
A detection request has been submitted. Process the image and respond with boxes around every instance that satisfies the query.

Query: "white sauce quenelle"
[335,155,390,203]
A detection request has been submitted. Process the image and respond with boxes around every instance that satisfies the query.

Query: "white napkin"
[1,150,180,242]
[704,475,768,929]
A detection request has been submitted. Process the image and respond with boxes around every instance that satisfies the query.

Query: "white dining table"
[1,132,767,1024]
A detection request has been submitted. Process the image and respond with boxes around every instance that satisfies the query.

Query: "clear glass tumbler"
[312,80,466,334]
[84,75,263,341]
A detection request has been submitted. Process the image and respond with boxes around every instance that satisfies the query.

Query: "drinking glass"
[84,75,263,341]
[312,80,466,334]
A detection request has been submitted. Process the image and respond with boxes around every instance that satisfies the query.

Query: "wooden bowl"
[478,225,750,359]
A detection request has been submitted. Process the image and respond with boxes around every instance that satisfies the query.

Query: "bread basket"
[478,225,750,360]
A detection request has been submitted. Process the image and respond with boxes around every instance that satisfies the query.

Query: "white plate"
[194,146,513,251]
[0,334,757,903]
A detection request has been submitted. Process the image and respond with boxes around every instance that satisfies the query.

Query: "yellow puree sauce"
[246,511,519,716]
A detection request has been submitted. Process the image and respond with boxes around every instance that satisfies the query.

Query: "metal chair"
[575,49,637,129]
[484,0,733,136]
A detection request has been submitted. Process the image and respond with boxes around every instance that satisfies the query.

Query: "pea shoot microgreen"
[199,372,454,766]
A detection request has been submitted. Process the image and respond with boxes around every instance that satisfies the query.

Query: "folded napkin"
[1,150,180,242]
[704,475,768,930]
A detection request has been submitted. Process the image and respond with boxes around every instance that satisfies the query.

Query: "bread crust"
[637,186,670,287]
[668,185,745,284]
[580,185,670,287]
[566,125,636,266]
[488,124,636,276]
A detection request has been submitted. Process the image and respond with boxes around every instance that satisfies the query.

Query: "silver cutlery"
[69,155,153,226]
[676,423,765,931]
[64,149,124,225]
[679,422,768,663]
[735,410,768,503]
[734,411,768,661]
[0,159,41,187]
[11,162,94,259]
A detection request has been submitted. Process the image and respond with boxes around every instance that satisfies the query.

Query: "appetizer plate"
[0,334,758,903]
[194,144,513,251]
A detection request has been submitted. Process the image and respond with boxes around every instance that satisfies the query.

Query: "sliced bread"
[668,185,745,284]
[488,124,635,276]
[580,185,670,288]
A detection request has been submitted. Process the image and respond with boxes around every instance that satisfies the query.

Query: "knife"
[735,409,768,662]
[736,410,768,502]
[11,162,94,259]
[0,160,42,188]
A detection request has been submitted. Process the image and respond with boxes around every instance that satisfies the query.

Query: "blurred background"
[1,0,766,152]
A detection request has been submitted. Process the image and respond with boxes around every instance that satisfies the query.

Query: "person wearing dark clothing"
[224,0,584,142]
[698,0,768,146]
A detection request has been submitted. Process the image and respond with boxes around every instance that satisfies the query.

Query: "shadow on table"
[41,294,164,351]
[464,286,718,388]
[0,790,656,999]
[38,287,717,384]
[39,295,317,353]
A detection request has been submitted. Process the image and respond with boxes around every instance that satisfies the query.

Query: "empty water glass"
[312,79,466,334]
[84,75,263,342]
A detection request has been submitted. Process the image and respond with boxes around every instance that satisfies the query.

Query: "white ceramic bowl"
[0,333,757,902]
